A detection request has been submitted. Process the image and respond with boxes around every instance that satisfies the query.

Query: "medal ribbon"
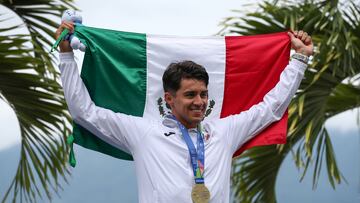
[169,115,205,184]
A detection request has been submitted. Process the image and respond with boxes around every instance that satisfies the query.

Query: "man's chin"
[191,115,205,123]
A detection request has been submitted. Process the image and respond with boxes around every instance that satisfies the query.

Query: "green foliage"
[0,0,77,202]
[221,0,360,202]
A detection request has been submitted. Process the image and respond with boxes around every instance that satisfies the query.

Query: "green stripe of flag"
[71,26,147,162]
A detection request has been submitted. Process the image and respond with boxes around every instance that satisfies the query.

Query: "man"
[56,22,313,203]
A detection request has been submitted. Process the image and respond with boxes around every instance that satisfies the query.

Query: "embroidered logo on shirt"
[204,133,210,141]
[164,132,175,137]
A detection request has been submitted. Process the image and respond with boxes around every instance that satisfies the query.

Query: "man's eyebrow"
[184,89,209,92]
[183,90,196,94]
[183,90,208,93]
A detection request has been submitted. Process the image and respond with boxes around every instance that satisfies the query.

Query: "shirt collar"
[162,115,199,133]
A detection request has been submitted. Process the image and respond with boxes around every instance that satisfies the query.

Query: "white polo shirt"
[59,52,306,203]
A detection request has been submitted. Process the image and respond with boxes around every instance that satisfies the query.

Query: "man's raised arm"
[56,22,150,154]
[216,30,313,153]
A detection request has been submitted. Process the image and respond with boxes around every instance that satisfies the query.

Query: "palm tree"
[219,0,360,202]
[0,0,77,202]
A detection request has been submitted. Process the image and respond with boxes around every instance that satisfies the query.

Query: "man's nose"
[193,95,203,105]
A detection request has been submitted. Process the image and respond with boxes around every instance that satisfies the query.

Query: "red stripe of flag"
[221,32,291,157]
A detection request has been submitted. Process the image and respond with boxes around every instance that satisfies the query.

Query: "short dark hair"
[162,60,209,94]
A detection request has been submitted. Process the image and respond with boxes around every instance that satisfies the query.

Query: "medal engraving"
[191,184,210,203]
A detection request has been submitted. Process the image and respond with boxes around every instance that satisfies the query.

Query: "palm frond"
[0,1,78,202]
[1,0,77,77]
[0,32,72,203]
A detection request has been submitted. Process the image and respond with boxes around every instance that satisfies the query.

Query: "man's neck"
[183,122,197,129]
[171,115,198,129]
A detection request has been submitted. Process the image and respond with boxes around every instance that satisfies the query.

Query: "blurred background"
[1,0,359,202]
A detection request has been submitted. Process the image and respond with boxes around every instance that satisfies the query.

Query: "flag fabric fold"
[68,25,290,166]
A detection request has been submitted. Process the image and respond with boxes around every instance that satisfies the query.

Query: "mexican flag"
[68,25,291,166]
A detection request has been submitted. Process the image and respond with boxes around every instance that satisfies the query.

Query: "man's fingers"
[301,32,308,41]
[55,22,75,40]
[304,35,312,45]
[295,30,310,43]
[288,31,295,40]
[293,30,298,36]
[62,22,74,33]
[297,30,304,39]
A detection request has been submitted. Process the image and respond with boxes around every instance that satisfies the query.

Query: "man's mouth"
[192,109,202,113]
[190,107,205,115]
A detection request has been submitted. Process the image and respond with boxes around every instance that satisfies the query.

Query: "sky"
[0,0,359,151]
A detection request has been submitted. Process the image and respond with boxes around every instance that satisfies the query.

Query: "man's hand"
[288,30,313,56]
[55,22,74,53]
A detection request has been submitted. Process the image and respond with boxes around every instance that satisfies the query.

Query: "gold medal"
[191,184,210,203]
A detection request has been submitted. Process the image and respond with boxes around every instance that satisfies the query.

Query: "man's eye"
[201,92,208,98]
[185,92,195,97]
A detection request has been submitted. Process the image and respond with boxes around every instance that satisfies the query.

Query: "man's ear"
[164,91,174,108]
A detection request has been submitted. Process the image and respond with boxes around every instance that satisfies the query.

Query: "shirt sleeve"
[59,52,151,154]
[216,59,307,153]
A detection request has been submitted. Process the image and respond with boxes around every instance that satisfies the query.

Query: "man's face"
[165,78,208,129]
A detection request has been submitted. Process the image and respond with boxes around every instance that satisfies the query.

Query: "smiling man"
[163,61,210,129]
[56,22,313,203]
